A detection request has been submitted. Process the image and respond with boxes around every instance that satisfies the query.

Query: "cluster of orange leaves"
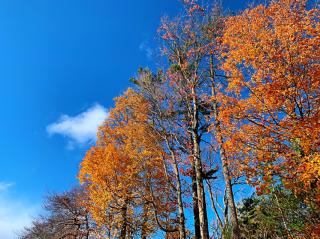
[79,89,171,237]
[221,0,319,210]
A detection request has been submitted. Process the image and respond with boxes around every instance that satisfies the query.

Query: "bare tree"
[19,187,102,239]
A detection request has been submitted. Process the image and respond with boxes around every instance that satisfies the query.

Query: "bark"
[141,203,148,239]
[149,184,179,234]
[85,214,90,239]
[192,165,201,239]
[206,180,223,231]
[165,138,186,239]
[173,159,187,239]
[141,230,147,239]
[210,57,240,239]
[191,86,209,239]
[120,202,128,239]
[220,150,240,239]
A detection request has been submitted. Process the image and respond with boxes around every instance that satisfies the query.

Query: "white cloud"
[0,182,40,239]
[47,104,108,147]
[139,40,153,59]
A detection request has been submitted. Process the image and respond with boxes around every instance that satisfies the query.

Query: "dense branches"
[78,1,319,238]
[19,187,100,239]
[28,1,319,239]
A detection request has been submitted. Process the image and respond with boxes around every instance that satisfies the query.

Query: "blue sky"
[0,1,248,238]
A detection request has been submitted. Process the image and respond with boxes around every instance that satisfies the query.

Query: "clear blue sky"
[0,1,248,238]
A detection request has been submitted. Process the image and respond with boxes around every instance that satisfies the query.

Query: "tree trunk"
[166,138,186,239]
[192,165,201,239]
[193,133,209,239]
[210,56,240,239]
[120,202,128,239]
[85,214,90,239]
[141,203,148,239]
[191,87,209,239]
[220,151,240,239]
[206,180,224,231]
[212,95,240,239]
[173,159,187,239]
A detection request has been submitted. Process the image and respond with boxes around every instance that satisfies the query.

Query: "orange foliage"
[221,0,320,208]
[79,89,172,238]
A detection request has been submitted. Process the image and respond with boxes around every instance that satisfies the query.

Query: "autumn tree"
[131,68,189,239]
[79,89,179,239]
[156,1,243,238]
[221,0,320,235]
[19,187,100,239]
[157,4,219,239]
[75,0,319,238]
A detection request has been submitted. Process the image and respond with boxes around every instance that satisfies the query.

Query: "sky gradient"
[0,1,249,238]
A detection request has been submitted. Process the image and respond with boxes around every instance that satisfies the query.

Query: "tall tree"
[79,89,178,239]
[132,69,188,239]
[142,1,239,237]
[221,0,320,234]
[158,2,220,237]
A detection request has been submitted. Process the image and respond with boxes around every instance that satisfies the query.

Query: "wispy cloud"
[47,104,108,148]
[0,182,14,192]
[139,40,153,59]
[0,182,40,239]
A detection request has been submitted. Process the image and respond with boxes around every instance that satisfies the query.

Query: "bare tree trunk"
[220,151,239,239]
[85,214,90,239]
[193,135,209,239]
[120,202,128,239]
[206,180,223,231]
[191,87,209,239]
[209,56,240,239]
[192,165,201,239]
[173,159,187,239]
[141,203,148,239]
[165,138,186,239]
